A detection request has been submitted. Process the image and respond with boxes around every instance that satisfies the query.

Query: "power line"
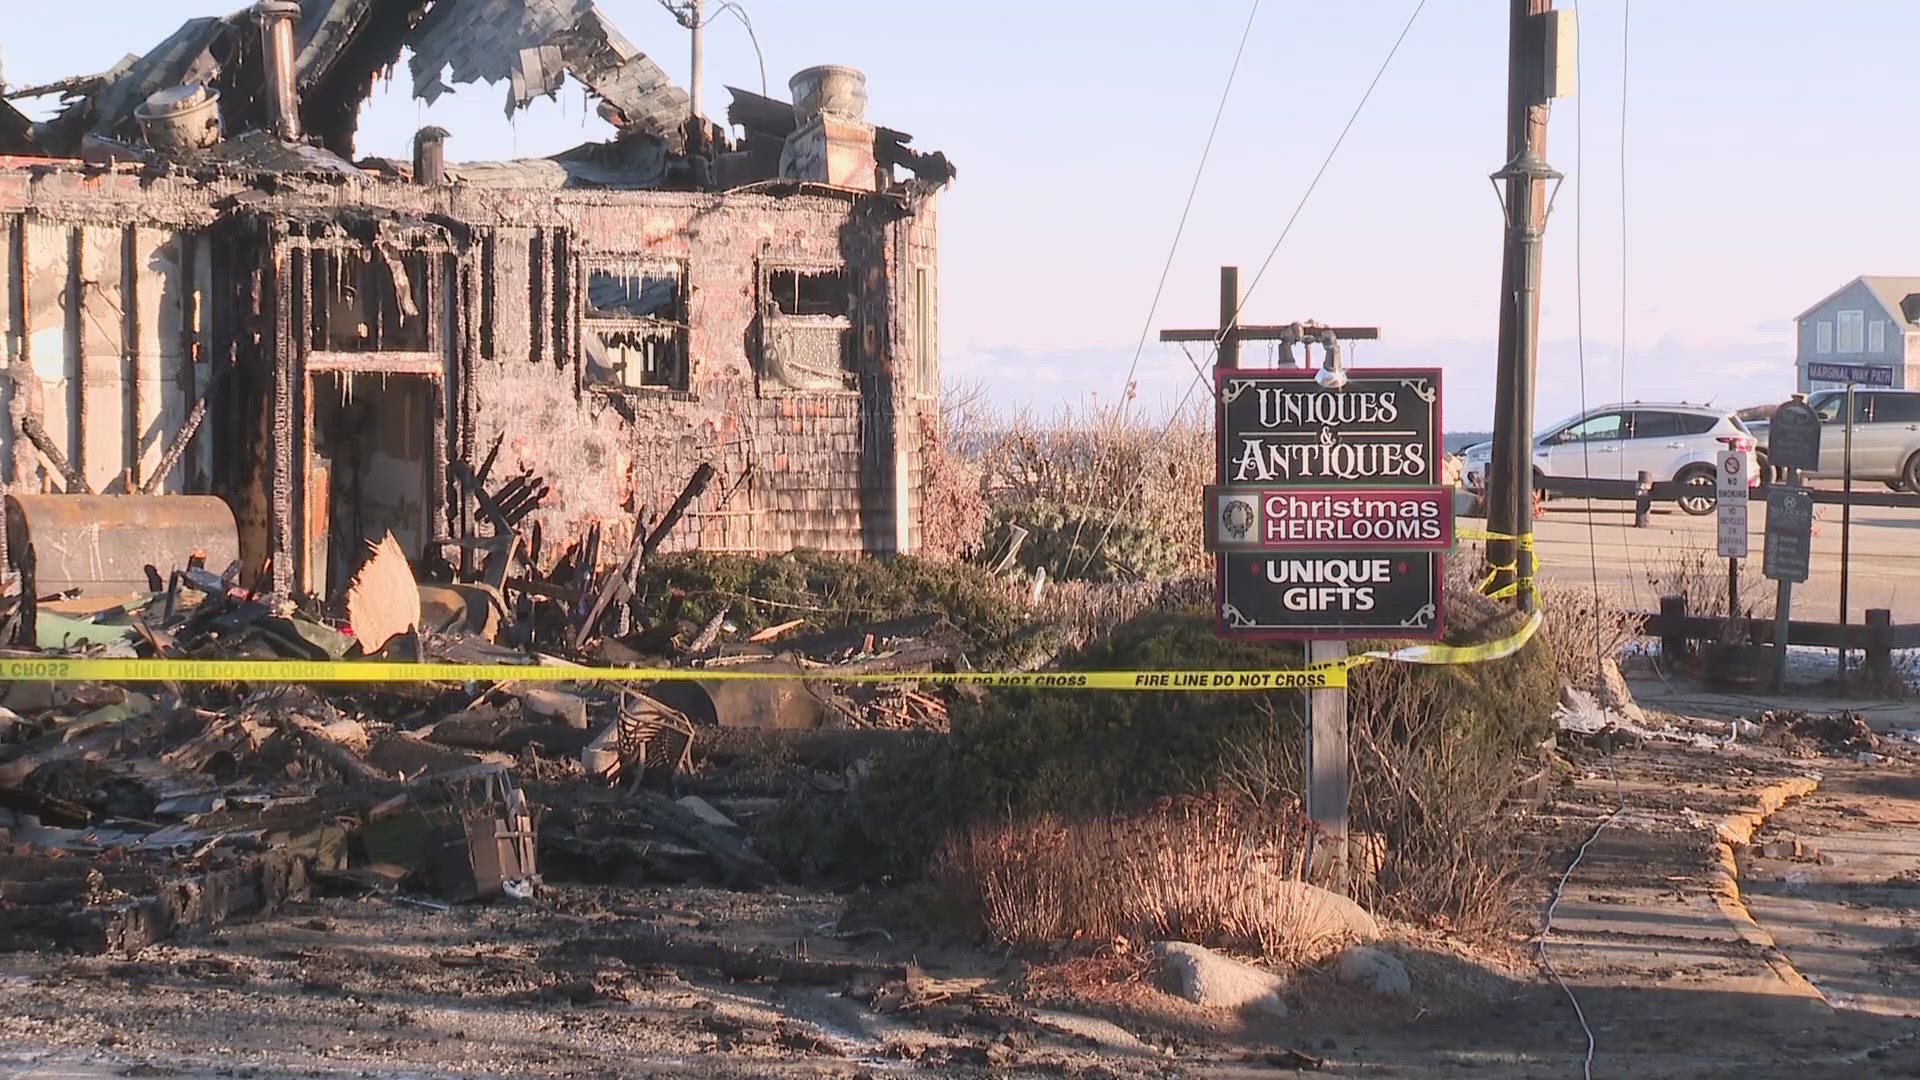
[1111,0,1263,417]
[1224,0,1430,358]
[710,2,767,96]
[1539,7,1610,1079]
[1058,0,1260,574]
[1074,0,1427,576]
[1571,0,1604,673]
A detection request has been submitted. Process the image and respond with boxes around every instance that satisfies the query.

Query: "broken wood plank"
[283,714,391,788]
[747,618,805,644]
[624,789,781,891]
[572,503,652,652]
[686,608,729,654]
[344,533,421,655]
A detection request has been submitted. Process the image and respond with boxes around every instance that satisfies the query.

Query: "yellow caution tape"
[1461,529,1538,600]
[0,609,1545,690]
[1362,608,1542,666]
[0,656,1350,691]
[0,544,1549,692]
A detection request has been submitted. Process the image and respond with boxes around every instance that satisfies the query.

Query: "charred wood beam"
[643,462,716,561]
[450,458,512,536]
[572,462,715,651]
[18,416,90,495]
[571,504,649,651]
[140,366,226,495]
[563,934,894,985]
[623,788,782,891]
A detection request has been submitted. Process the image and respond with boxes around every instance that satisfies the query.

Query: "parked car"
[1751,389,1920,491]
[1461,403,1758,515]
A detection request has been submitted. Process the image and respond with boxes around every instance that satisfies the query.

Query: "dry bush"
[933,793,1326,958]
[1344,659,1531,934]
[1536,578,1643,691]
[967,396,1212,580]
[917,380,992,562]
[1023,576,1212,656]
[1644,546,1774,624]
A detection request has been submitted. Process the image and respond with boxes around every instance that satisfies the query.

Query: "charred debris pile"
[0,466,1042,954]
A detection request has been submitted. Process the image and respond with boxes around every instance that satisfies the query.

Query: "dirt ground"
[7,698,1920,1078]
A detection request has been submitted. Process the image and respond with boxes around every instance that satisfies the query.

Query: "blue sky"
[7,1,1918,427]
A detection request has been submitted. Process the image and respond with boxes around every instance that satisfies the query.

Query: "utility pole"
[658,0,705,122]
[1484,0,1567,611]
[689,0,704,123]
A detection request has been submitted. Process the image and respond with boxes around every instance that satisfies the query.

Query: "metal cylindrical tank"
[134,85,223,154]
[5,495,240,597]
[789,65,867,125]
[646,660,833,731]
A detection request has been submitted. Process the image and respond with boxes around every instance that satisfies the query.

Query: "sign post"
[1839,381,1856,682]
[1168,271,1439,895]
[1210,363,1446,890]
[1716,447,1749,618]
[1762,398,1821,691]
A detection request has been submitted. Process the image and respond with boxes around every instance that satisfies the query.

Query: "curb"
[1707,774,1827,1004]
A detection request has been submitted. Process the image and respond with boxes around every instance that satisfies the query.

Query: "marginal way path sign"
[1213,368,1446,640]
[1764,484,1813,584]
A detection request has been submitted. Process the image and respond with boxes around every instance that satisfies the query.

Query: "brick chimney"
[413,126,449,186]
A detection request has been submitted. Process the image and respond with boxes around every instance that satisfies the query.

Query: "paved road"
[1489,497,1920,624]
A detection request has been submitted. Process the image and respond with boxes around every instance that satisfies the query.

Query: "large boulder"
[1270,880,1382,957]
[1153,941,1288,1017]
[1334,945,1411,998]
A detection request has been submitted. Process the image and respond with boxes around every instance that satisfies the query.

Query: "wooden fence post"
[1659,594,1690,665]
[1865,608,1894,691]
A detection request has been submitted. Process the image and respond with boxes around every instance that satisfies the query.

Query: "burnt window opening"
[551,231,572,371]
[583,263,688,391]
[769,267,850,317]
[314,249,431,353]
[759,264,856,392]
[588,268,680,319]
[479,236,496,359]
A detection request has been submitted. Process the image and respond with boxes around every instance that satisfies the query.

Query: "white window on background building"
[1837,309,1864,354]
[1816,321,1833,354]
[1869,319,1886,354]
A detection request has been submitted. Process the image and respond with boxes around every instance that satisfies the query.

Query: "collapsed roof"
[1,0,953,194]
[15,0,688,161]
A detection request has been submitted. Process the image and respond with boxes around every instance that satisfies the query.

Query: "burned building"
[0,0,953,598]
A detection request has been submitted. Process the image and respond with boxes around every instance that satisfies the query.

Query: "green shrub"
[849,587,1558,885]
[981,500,1189,583]
[632,550,1028,662]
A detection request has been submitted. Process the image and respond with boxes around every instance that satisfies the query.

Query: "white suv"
[1788,389,1920,491]
[1461,403,1758,515]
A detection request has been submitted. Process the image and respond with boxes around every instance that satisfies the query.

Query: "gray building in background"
[1795,276,1920,391]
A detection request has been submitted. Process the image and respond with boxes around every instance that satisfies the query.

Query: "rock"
[1152,941,1288,1017]
[516,687,589,729]
[1270,880,1382,956]
[1334,945,1411,998]
[1028,1010,1158,1055]
[1597,656,1647,725]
